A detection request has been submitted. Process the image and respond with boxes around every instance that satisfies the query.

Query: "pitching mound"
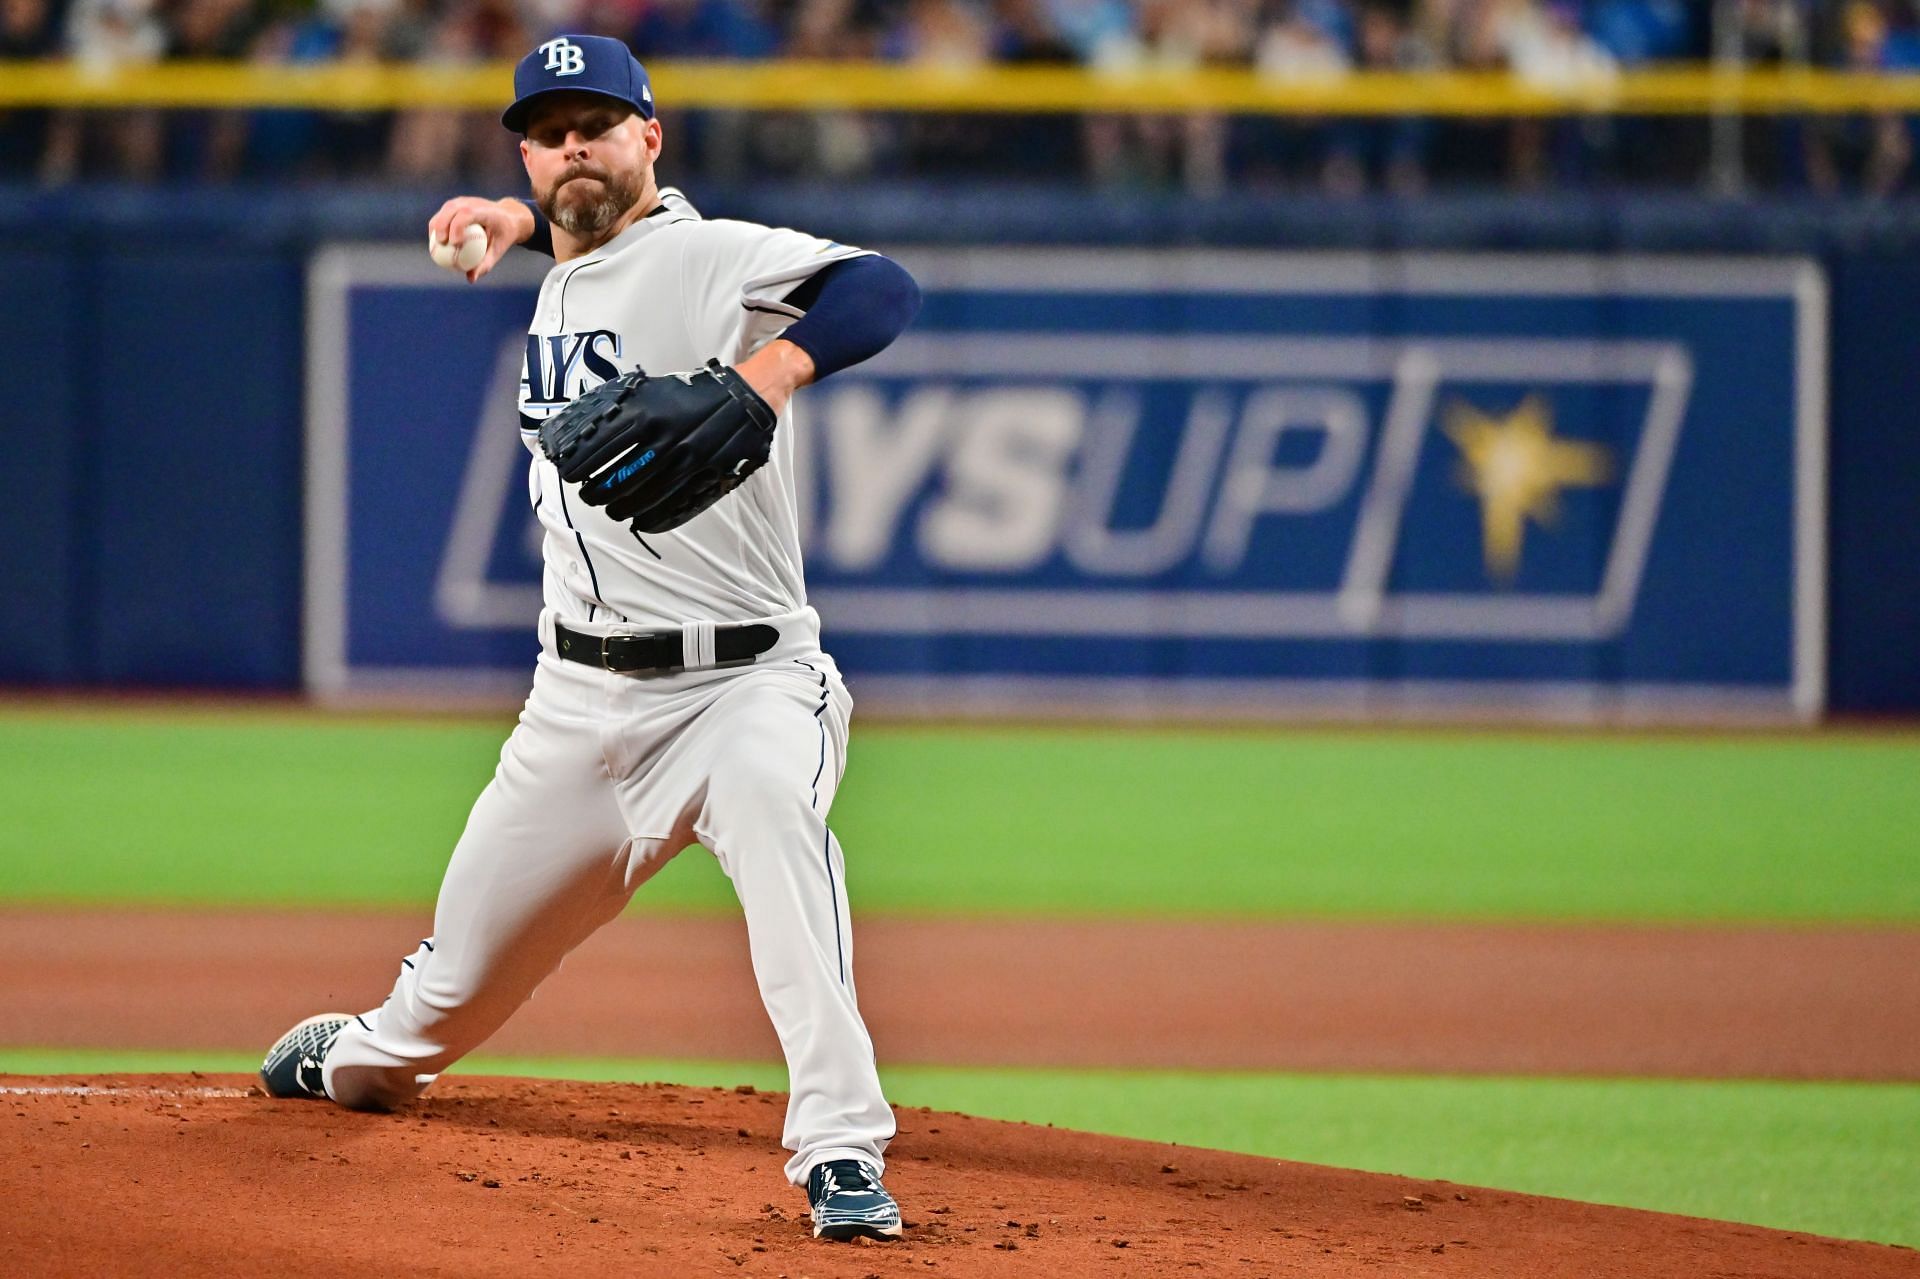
[2,1075,1911,1278]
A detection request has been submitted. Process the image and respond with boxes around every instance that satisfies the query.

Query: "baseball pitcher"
[260,34,922,1244]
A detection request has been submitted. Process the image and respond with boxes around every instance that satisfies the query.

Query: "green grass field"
[2,712,1917,920]
[4,708,1917,1246]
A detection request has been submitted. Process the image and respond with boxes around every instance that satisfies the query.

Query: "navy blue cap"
[502,35,654,133]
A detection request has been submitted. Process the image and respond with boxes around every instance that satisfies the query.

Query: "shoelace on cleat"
[815,1160,881,1199]
[292,1020,343,1059]
[269,1018,346,1072]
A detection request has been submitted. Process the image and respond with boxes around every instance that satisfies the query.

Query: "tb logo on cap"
[540,38,586,76]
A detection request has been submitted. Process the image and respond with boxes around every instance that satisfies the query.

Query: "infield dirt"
[6,908,1919,1274]
[5,909,1919,1078]
[5,1074,1916,1278]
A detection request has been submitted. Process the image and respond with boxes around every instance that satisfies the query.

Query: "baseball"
[429,222,488,273]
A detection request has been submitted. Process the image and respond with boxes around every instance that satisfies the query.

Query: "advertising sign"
[307,248,1823,719]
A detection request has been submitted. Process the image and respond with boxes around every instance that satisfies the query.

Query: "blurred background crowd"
[2,0,1918,193]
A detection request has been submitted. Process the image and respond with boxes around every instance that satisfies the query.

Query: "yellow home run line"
[3,61,1920,115]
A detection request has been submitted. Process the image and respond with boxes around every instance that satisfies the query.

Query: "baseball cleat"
[259,1013,351,1100]
[806,1159,903,1241]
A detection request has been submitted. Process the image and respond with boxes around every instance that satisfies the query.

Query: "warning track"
[4,908,1918,1080]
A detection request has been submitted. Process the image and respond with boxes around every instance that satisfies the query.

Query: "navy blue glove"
[538,360,776,534]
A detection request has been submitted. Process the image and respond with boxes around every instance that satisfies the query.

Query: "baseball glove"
[538,360,778,534]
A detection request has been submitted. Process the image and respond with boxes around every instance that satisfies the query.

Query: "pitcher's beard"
[540,167,643,237]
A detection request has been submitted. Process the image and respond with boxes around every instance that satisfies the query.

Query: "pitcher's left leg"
[683,664,894,1187]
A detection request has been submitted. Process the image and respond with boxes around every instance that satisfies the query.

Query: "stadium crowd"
[1,0,1916,192]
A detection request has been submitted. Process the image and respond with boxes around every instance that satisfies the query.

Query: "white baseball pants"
[322,609,894,1185]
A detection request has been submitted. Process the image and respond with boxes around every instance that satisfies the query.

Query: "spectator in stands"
[41,0,165,180]
[743,0,889,178]
[1503,0,1617,187]
[0,0,1906,191]
[631,0,776,56]
[1582,0,1695,185]
[878,0,995,176]
[1244,0,1349,189]
[621,0,778,182]
[974,0,1081,175]
[63,0,160,67]
[1254,0,1350,81]
[1083,0,1255,193]
[0,0,58,177]
[162,0,263,177]
[991,0,1073,61]
[1807,0,1912,195]
[1730,0,1807,63]
[0,0,55,60]
[1322,0,1435,195]
[1885,0,1920,67]
[1504,0,1617,86]
[1040,0,1134,64]
[1586,0,1689,65]
[1440,0,1511,69]
[880,0,991,63]
[388,0,532,184]
[1419,0,1516,186]
[783,0,890,58]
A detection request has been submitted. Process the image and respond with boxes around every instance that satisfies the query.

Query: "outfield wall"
[2,185,1916,714]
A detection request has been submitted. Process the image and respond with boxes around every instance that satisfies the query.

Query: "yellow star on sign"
[1441,395,1614,585]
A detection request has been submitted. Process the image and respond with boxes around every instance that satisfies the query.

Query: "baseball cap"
[502,35,655,133]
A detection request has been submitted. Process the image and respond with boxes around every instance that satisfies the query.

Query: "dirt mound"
[1,1074,1910,1278]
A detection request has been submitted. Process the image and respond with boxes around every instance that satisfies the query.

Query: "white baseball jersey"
[516,191,871,629]
[320,190,898,1193]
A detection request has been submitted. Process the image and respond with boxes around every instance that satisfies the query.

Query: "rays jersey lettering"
[519,329,625,416]
[516,193,874,628]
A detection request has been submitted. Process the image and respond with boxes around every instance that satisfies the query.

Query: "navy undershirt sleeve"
[778,255,922,380]
[518,198,555,257]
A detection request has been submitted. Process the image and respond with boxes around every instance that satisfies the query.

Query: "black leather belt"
[554,620,779,674]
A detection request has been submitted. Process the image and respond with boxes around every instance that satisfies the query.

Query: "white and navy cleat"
[806,1159,904,1241]
[259,1013,351,1100]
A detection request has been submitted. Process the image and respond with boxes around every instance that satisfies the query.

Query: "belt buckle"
[600,630,666,674]
[600,632,648,673]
